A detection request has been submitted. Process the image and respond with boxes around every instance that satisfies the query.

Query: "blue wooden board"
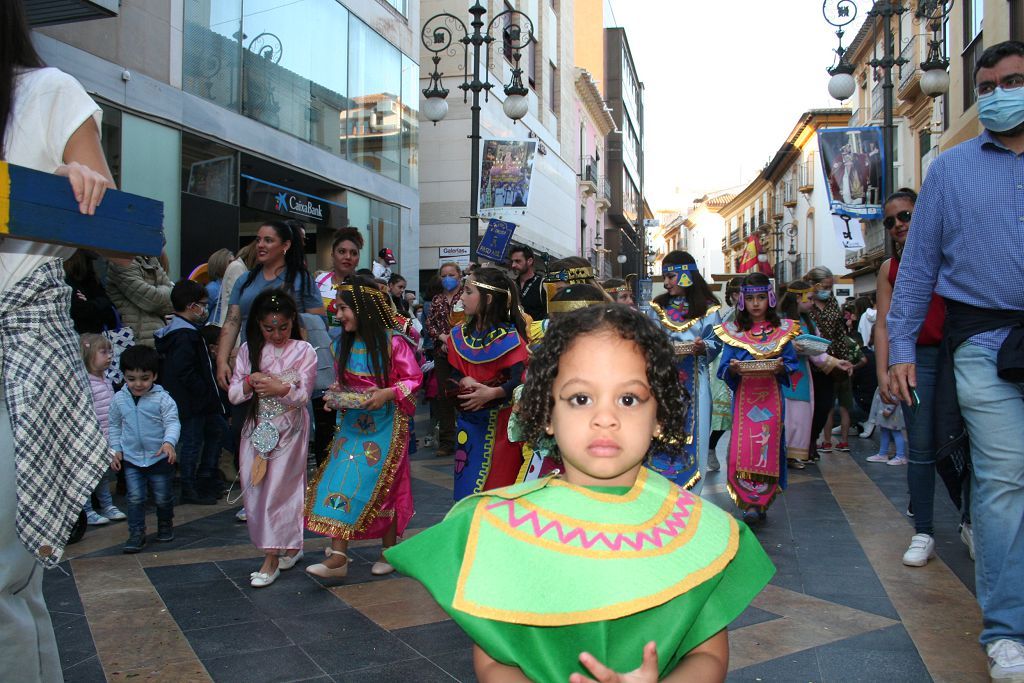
[2,162,164,256]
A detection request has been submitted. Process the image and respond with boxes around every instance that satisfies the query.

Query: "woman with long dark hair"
[1,2,118,678]
[646,250,722,494]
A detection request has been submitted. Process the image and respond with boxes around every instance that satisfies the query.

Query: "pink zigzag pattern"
[486,493,695,552]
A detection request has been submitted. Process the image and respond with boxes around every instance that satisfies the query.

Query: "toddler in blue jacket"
[109,345,181,553]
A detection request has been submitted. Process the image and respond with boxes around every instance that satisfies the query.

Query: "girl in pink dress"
[305,278,423,579]
[229,289,317,587]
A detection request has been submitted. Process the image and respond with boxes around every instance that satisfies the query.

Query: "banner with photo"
[818,126,885,220]
[478,139,537,217]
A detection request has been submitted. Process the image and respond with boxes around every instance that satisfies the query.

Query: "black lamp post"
[420,3,535,259]
[770,221,799,284]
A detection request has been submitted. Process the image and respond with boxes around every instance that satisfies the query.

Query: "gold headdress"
[337,283,399,330]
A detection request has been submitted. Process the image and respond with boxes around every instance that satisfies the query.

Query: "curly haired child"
[387,303,774,683]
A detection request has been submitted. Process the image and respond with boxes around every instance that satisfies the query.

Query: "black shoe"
[123,532,147,554]
[156,521,174,542]
[742,508,760,526]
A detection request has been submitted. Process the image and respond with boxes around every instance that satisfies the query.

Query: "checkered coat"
[1,261,108,567]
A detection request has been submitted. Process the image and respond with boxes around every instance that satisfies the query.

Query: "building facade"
[32,0,421,285]
[572,68,615,277]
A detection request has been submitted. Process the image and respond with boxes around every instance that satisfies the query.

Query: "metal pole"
[467,5,485,260]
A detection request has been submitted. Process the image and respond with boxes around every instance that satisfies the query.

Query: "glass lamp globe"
[920,68,950,98]
[502,93,529,121]
[422,96,449,123]
[828,72,856,101]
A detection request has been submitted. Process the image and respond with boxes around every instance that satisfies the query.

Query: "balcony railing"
[898,35,921,94]
[798,152,816,192]
[729,229,741,246]
[597,176,612,204]
[783,181,797,207]
[582,156,598,183]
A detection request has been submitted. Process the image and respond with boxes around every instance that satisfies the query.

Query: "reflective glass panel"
[400,54,419,188]
[347,19,402,181]
[183,0,243,112]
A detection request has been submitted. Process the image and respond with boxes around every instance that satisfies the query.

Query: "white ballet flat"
[305,548,349,579]
[277,550,304,570]
[370,560,394,576]
[250,568,280,588]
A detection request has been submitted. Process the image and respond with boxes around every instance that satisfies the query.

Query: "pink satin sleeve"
[390,336,423,416]
[280,343,318,407]
[228,344,253,405]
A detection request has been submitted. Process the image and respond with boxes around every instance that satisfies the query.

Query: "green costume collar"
[450,469,740,626]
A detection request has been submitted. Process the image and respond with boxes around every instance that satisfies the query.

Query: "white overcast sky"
[603,0,868,209]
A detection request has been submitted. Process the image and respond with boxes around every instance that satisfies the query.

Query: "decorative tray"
[736,359,783,375]
[324,387,369,410]
[671,341,697,357]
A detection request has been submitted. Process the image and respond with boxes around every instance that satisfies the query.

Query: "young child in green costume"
[386,304,775,682]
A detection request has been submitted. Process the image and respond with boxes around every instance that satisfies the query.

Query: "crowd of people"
[2,0,1023,675]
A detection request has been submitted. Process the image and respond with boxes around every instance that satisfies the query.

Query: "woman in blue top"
[215,221,323,390]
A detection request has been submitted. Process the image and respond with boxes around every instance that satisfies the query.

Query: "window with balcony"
[963,0,984,109]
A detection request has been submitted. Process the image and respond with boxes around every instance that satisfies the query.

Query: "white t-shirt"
[1,67,102,292]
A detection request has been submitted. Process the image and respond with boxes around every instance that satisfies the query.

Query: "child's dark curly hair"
[517,303,688,457]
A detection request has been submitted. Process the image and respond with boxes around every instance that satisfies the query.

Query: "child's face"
[549,331,659,487]
[124,369,156,397]
[336,300,357,332]
[745,292,769,320]
[461,279,484,317]
[259,313,293,347]
[613,291,635,307]
[90,347,113,374]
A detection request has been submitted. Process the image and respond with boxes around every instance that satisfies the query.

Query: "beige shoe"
[305,548,348,579]
[371,559,394,576]
[277,549,303,570]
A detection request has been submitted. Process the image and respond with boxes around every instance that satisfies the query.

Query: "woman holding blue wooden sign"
[0,3,119,681]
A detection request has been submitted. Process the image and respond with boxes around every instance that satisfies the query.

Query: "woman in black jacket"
[63,250,119,334]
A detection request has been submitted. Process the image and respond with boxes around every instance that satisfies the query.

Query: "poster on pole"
[478,139,537,217]
[818,126,885,220]
[477,219,517,262]
[832,214,866,250]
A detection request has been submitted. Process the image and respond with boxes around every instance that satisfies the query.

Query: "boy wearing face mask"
[154,280,228,505]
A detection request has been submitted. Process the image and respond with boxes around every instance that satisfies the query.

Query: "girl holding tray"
[304,278,422,579]
[386,304,774,683]
[646,251,722,494]
[714,273,799,525]
[777,282,853,470]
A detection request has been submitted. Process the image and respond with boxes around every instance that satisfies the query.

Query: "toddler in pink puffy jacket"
[80,333,126,525]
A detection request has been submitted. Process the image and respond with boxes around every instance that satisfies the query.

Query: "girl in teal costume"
[387,304,774,683]
[646,251,722,495]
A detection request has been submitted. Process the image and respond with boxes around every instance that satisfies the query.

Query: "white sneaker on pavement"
[902,533,935,567]
[859,423,876,439]
[235,507,247,522]
[101,505,126,521]
[866,454,890,463]
[987,639,1024,682]
[85,511,110,526]
[960,523,975,561]
[887,456,909,466]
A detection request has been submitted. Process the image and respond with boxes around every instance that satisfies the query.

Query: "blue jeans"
[178,413,227,494]
[954,343,1024,646]
[878,427,905,458]
[124,459,174,534]
[83,467,114,515]
[902,345,938,535]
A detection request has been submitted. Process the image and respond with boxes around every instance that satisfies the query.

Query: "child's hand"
[836,360,854,375]
[571,641,659,683]
[458,375,482,390]
[460,385,502,412]
[111,451,122,471]
[729,359,741,375]
[692,337,707,355]
[360,388,395,411]
[158,442,176,465]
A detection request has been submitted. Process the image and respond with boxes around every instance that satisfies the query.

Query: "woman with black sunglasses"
[874,188,954,569]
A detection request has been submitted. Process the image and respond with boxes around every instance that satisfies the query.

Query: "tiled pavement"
[45,411,989,682]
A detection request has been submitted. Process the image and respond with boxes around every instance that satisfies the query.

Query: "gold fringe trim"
[650,303,721,333]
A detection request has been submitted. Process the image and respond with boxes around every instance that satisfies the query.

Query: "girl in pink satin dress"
[229,289,317,587]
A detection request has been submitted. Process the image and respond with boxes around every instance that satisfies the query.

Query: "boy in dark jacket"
[154,280,226,505]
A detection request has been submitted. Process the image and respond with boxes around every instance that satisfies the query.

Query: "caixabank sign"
[243,175,333,224]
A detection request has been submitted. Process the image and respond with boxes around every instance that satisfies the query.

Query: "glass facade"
[182,0,418,187]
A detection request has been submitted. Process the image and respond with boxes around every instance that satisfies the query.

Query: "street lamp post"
[420,3,536,259]
[770,221,799,284]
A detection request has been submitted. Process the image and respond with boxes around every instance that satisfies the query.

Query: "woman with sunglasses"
[874,188,952,568]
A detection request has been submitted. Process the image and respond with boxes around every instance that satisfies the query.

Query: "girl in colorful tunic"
[646,250,722,494]
[777,282,853,470]
[228,289,317,588]
[449,267,529,501]
[709,277,743,473]
[304,278,423,579]
[715,273,800,525]
[386,304,775,683]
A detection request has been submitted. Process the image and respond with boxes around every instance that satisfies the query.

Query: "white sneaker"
[902,533,935,567]
[960,523,975,561]
[101,505,127,521]
[831,425,843,435]
[987,639,1024,682]
[887,456,909,466]
[85,511,110,526]
[859,423,876,439]
[235,507,247,522]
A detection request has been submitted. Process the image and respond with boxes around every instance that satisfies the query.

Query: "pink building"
[572,68,616,278]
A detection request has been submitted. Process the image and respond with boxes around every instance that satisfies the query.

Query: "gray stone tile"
[61,655,107,683]
[727,647,821,682]
[427,646,476,682]
[393,619,473,657]
[145,561,226,586]
[52,614,97,670]
[331,658,456,683]
[273,608,377,644]
[186,619,292,660]
[203,644,325,683]
[816,625,931,682]
[156,577,246,607]
[729,605,783,630]
[168,595,263,631]
[300,630,419,674]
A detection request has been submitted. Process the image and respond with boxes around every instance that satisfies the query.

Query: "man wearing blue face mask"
[888,40,1024,681]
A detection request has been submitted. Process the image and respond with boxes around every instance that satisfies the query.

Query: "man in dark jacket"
[154,280,226,504]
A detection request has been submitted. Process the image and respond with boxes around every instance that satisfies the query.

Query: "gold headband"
[544,267,595,284]
[604,284,631,295]
[469,279,510,297]
[336,283,398,329]
[787,283,813,294]
[547,299,602,314]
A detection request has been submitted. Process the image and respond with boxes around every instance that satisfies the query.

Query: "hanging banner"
[477,219,517,262]
[818,126,885,220]
[832,214,866,249]
[738,235,774,277]
[478,139,537,217]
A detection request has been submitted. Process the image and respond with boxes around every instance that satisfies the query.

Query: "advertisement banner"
[832,214,866,250]
[477,219,517,262]
[818,127,885,220]
[243,174,342,224]
[478,139,537,216]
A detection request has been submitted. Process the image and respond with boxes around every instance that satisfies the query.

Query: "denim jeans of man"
[124,460,174,534]
[954,343,1024,646]
[178,413,227,496]
[903,345,938,536]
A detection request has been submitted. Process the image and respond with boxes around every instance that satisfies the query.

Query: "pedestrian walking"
[509,245,547,321]
[804,266,847,458]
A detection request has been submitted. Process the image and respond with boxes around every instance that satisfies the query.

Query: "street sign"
[438,246,471,270]
[476,219,516,262]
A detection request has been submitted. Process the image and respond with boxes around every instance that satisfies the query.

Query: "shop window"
[181,133,238,205]
[347,19,402,182]
[370,199,401,264]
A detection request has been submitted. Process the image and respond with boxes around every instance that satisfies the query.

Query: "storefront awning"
[24,0,117,27]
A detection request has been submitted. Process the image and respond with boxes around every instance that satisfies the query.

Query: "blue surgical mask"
[442,275,459,292]
[979,86,1024,133]
[816,290,831,301]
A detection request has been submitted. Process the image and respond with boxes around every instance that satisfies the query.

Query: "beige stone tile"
[106,660,211,682]
[330,576,425,609]
[355,597,451,630]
